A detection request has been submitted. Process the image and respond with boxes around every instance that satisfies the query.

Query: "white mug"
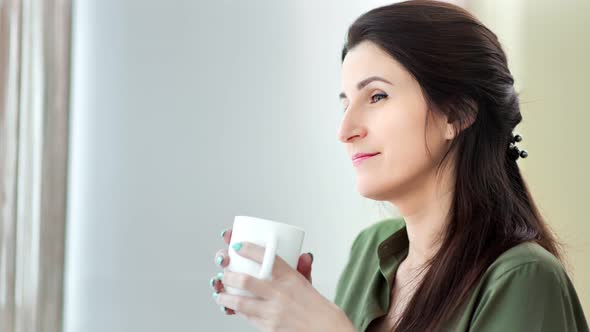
[225,215,306,298]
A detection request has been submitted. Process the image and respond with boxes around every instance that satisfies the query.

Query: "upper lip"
[352,152,380,160]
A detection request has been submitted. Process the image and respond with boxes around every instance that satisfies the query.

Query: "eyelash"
[371,93,388,103]
[343,93,388,112]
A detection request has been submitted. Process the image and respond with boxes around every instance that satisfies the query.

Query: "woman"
[210,1,589,331]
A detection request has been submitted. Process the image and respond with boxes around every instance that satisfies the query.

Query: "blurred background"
[0,0,588,331]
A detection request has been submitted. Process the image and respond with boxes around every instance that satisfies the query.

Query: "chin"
[355,174,411,201]
[355,181,393,201]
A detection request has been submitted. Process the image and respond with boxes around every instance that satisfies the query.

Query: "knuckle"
[293,272,307,286]
[233,298,245,312]
[236,274,251,289]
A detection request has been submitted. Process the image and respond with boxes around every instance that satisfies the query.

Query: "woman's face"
[338,40,454,202]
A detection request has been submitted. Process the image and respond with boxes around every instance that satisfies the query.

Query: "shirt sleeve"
[469,261,589,332]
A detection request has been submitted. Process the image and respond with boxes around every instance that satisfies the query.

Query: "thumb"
[296,252,314,284]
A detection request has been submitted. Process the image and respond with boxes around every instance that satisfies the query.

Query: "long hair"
[341,1,563,331]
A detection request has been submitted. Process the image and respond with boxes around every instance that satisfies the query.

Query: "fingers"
[213,228,235,315]
[230,241,289,278]
[210,273,236,315]
[211,272,224,292]
[221,270,275,300]
[214,291,265,319]
[296,252,314,284]
[221,228,232,245]
[214,249,230,268]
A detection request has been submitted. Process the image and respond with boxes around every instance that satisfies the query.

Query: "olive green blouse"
[334,217,589,332]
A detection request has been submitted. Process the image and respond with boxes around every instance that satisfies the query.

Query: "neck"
[390,169,455,269]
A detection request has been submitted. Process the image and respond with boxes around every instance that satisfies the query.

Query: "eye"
[341,93,388,113]
[371,93,388,103]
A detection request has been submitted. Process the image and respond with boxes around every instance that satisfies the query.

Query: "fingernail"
[220,305,227,314]
[308,252,314,264]
[216,255,224,266]
[210,277,216,287]
[217,271,224,280]
[232,242,242,252]
[212,291,219,300]
[220,229,227,238]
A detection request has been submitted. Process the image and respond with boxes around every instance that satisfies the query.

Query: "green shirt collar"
[377,223,409,260]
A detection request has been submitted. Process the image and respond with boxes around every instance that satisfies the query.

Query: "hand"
[210,228,314,315]
[211,239,354,332]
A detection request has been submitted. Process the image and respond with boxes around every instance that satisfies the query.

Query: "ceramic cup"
[225,215,306,298]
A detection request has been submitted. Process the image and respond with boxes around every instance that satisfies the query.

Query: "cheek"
[354,117,431,199]
[382,134,430,186]
[374,107,438,191]
[382,111,431,173]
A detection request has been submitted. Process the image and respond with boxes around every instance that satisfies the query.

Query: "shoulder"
[475,241,572,301]
[467,242,589,331]
[482,241,567,284]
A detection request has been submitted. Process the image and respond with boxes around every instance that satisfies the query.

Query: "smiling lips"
[352,152,380,166]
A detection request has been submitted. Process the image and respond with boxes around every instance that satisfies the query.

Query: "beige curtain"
[0,0,72,331]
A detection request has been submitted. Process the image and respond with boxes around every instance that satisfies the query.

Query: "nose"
[337,112,367,143]
[338,126,367,143]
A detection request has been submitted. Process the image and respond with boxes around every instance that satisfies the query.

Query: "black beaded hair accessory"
[508,133,528,161]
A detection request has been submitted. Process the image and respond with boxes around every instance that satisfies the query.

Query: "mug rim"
[234,215,305,233]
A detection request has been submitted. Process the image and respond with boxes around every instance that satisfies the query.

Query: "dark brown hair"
[341,1,563,331]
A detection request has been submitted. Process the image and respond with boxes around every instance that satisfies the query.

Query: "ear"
[444,120,456,140]
[443,97,477,140]
[444,111,476,140]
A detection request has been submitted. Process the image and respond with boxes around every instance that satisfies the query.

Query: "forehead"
[341,41,408,88]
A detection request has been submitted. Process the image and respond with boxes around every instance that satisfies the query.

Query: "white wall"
[63,1,399,331]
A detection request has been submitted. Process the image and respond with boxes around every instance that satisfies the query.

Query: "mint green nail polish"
[212,291,219,300]
[220,229,227,238]
[216,255,224,266]
[217,271,224,279]
[210,277,216,287]
[220,305,227,313]
[232,242,242,252]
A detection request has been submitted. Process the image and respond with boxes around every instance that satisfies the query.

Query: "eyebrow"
[339,76,393,99]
